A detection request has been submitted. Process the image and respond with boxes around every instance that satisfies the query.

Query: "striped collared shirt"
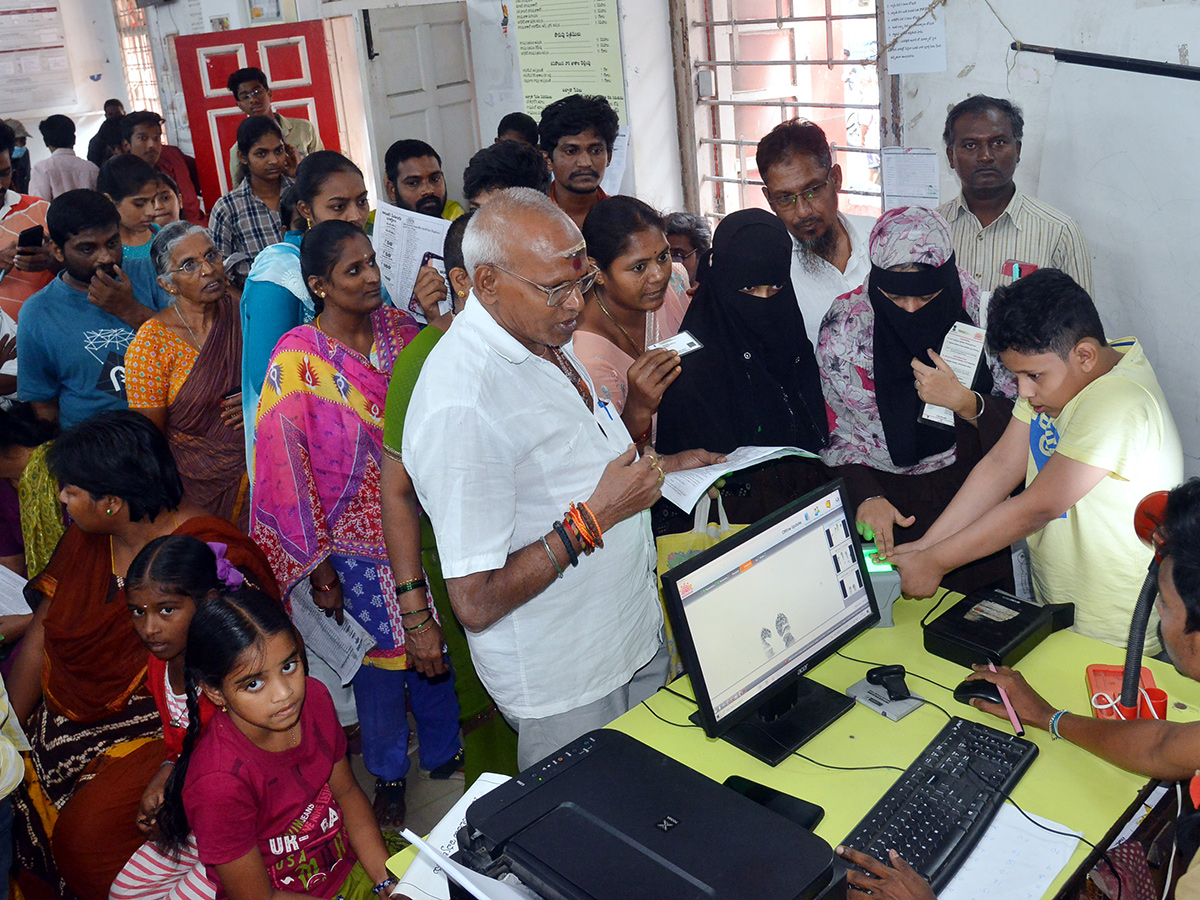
[937,188,1093,295]
[209,175,294,262]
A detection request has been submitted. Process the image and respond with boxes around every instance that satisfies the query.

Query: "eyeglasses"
[769,177,833,208]
[670,246,700,261]
[493,264,599,307]
[237,88,268,102]
[173,247,222,276]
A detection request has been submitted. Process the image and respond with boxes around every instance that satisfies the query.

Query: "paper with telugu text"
[371,202,452,324]
[0,566,32,618]
[920,322,986,428]
[394,772,511,900]
[288,581,376,685]
[882,0,947,74]
[660,446,819,512]
[939,804,1081,900]
[881,147,940,211]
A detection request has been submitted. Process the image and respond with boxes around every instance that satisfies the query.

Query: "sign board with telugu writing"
[512,0,628,126]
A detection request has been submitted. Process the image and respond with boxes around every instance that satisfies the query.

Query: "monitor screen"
[662,480,878,742]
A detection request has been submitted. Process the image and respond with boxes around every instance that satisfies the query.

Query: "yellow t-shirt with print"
[1013,338,1182,652]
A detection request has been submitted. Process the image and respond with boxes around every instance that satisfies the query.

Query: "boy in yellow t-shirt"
[889,268,1182,651]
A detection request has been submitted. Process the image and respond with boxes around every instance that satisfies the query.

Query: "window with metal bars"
[112,0,163,115]
[679,0,882,221]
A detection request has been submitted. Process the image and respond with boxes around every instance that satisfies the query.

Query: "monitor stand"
[691,678,854,767]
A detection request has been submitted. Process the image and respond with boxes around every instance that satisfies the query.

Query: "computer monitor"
[661,480,880,766]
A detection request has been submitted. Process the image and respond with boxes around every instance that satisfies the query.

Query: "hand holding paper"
[912,350,975,418]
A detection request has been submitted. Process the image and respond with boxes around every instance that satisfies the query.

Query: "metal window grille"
[679,0,882,221]
[112,0,163,115]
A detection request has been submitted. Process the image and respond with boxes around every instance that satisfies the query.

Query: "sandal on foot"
[373,776,406,829]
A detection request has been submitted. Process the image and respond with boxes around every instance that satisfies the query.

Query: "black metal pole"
[1012,41,1200,82]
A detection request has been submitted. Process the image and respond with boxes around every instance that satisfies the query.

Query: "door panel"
[363,2,478,207]
[176,22,342,205]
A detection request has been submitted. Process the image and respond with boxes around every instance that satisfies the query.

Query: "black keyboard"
[841,716,1039,891]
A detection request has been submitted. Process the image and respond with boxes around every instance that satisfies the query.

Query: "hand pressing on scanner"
[836,845,937,899]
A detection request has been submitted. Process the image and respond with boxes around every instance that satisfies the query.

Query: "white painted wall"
[897,0,1195,202]
[7,0,126,168]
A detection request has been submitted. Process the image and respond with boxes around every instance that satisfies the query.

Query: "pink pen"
[989,662,1024,737]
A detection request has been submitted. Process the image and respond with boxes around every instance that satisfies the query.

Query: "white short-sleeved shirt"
[403,299,662,719]
[790,211,875,346]
[1014,338,1182,651]
[0,309,17,408]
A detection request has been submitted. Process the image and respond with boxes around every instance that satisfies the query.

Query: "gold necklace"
[174,305,202,351]
[594,291,644,357]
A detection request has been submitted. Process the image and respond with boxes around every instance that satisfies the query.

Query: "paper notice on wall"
[0,0,75,113]
[881,147,940,211]
[882,0,947,74]
[372,203,453,325]
[512,0,627,125]
[599,127,630,194]
[920,322,986,428]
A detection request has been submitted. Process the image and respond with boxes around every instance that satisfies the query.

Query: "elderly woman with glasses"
[125,221,248,529]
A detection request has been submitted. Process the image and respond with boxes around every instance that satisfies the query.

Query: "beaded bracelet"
[402,612,434,632]
[1049,709,1070,740]
[540,535,564,578]
[552,521,579,567]
[372,877,398,896]
[396,577,427,596]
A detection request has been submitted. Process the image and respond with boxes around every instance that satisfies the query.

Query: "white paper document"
[600,127,630,195]
[0,566,31,618]
[920,322,987,428]
[288,581,376,685]
[881,147,940,210]
[940,804,1081,900]
[401,828,537,900]
[660,446,819,512]
[371,203,452,324]
[394,772,510,900]
[882,0,947,74]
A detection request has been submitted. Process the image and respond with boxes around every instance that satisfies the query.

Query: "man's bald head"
[464,187,590,353]
[462,187,580,277]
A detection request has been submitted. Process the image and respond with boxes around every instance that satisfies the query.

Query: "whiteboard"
[1039,64,1200,475]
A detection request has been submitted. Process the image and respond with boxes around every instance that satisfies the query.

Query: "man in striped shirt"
[938,96,1092,295]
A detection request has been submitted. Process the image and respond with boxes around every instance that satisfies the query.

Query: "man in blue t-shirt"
[17,189,169,429]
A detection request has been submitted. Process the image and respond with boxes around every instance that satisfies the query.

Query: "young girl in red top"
[111,535,243,900]
[157,589,396,900]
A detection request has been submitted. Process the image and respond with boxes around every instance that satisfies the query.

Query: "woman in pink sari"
[126,222,247,529]
[251,219,461,829]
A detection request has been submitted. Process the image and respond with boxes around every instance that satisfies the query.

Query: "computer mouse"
[953,678,1004,706]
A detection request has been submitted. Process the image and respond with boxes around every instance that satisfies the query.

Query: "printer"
[452,728,845,900]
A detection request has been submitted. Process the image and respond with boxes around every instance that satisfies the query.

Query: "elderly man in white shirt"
[403,188,720,768]
[757,119,875,347]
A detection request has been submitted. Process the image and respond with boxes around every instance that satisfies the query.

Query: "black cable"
[835,650,956,693]
[661,684,696,704]
[790,750,906,775]
[917,698,953,720]
[920,591,951,628]
[640,698,701,729]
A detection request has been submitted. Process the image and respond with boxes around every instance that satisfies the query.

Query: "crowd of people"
[0,82,1192,900]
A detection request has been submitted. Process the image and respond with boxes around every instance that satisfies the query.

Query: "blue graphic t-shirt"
[16,259,170,428]
[1028,411,1067,519]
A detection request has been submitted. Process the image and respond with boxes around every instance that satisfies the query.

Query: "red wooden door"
[175,21,341,206]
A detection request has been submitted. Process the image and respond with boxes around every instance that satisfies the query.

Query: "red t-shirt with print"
[184,678,353,898]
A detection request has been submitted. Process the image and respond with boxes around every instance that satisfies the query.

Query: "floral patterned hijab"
[867,206,991,467]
